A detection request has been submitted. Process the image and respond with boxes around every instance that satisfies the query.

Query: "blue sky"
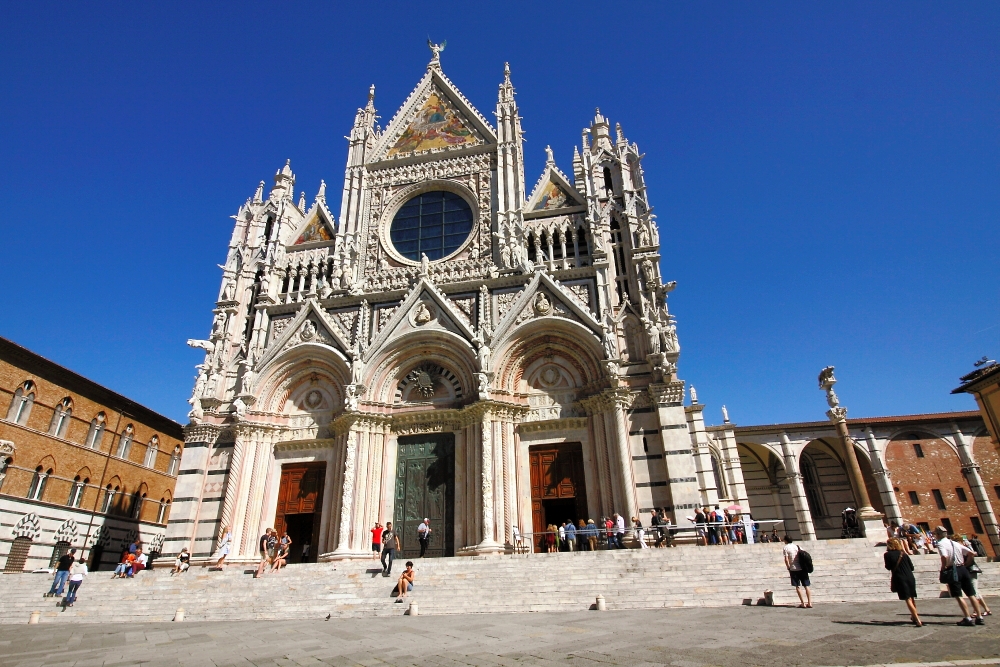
[1,2,997,426]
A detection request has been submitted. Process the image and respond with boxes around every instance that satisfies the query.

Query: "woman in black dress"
[884,537,922,626]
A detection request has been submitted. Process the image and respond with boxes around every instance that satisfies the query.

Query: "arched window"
[101,484,118,513]
[711,454,728,499]
[602,166,614,195]
[67,476,87,508]
[4,536,32,573]
[85,413,106,449]
[800,453,828,518]
[27,466,50,501]
[143,436,159,468]
[116,424,134,459]
[130,491,145,519]
[48,397,73,438]
[49,541,71,569]
[167,446,181,476]
[157,497,171,524]
[7,381,36,425]
[608,218,630,302]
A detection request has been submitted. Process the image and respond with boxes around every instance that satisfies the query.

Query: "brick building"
[0,336,183,572]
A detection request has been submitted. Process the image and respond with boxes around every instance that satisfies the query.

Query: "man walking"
[371,522,383,560]
[46,548,75,597]
[783,535,813,608]
[614,513,626,549]
[417,518,431,558]
[935,526,986,626]
[255,528,275,578]
[564,519,576,551]
[381,522,399,577]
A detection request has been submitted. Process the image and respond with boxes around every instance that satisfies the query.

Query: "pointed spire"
[298,191,306,210]
[317,179,327,203]
[594,107,606,125]
[498,61,515,104]
[366,85,375,112]
[253,180,265,203]
[270,159,295,201]
[582,128,591,150]
[615,122,626,145]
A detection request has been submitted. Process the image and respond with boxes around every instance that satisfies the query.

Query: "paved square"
[1,598,998,667]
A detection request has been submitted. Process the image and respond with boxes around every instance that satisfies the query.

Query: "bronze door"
[393,434,454,558]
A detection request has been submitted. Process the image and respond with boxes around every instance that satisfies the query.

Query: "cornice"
[518,417,588,434]
[274,439,336,452]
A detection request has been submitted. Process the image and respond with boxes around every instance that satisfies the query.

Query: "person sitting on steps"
[395,561,415,603]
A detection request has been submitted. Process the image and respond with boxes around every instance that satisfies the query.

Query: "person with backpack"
[782,535,813,608]
[935,526,986,625]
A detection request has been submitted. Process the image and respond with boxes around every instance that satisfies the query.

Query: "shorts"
[372,543,381,552]
[790,570,811,587]
[945,566,977,598]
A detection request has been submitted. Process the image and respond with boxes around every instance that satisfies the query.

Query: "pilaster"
[779,432,816,541]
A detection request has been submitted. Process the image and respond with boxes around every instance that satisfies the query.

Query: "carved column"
[477,410,502,552]
[217,430,245,544]
[609,391,638,524]
[332,431,358,556]
[717,425,749,509]
[952,424,1000,558]
[779,432,816,541]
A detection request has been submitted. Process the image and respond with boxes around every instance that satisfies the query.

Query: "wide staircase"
[1,539,997,624]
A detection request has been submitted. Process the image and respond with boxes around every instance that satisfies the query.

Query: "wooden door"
[393,434,454,558]
[274,463,326,537]
[529,443,589,548]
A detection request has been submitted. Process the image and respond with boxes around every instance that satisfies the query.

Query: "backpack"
[797,548,814,574]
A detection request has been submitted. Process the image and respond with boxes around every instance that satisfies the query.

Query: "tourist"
[694,507,707,546]
[970,534,988,558]
[965,547,992,617]
[65,556,88,607]
[565,519,576,551]
[395,561,416,603]
[113,550,135,578]
[46,548,75,597]
[130,548,148,577]
[542,524,555,552]
[614,513,626,549]
[884,538,922,626]
[129,538,141,557]
[586,519,599,551]
[604,517,614,549]
[649,510,662,547]
[417,518,431,557]
[255,528,275,578]
[213,525,232,568]
[271,536,289,572]
[558,521,566,551]
[783,535,813,608]
[935,527,985,625]
[172,547,191,575]
[770,527,779,543]
[633,517,648,548]
[381,521,399,576]
[662,513,675,547]
[371,522,383,560]
[301,542,310,560]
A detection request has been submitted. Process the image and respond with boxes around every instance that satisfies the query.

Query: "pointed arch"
[85,412,106,449]
[7,380,36,425]
[48,396,73,437]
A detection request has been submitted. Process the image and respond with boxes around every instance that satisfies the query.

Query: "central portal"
[393,433,455,558]
[529,442,589,552]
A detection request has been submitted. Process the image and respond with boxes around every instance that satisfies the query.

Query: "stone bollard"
[407,601,418,616]
[173,608,185,622]
[28,611,40,625]
[595,595,606,611]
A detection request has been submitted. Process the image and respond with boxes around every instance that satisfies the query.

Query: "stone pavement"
[0,598,998,667]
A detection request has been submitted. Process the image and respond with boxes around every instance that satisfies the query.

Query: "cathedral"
[164,48,749,562]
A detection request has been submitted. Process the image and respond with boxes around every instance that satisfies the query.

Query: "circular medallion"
[305,390,323,409]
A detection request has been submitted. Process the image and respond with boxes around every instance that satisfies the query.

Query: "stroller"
[841,507,860,538]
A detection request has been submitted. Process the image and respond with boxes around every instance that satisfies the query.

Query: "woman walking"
[633,517,649,548]
[213,526,232,569]
[884,538,922,626]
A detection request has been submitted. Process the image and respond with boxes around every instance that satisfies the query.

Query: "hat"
[933,525,948,536]
[424,518,429,522]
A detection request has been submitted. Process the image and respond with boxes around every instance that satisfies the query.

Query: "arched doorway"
[737,443,799,538]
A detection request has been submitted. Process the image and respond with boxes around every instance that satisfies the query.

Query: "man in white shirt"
[934,526,985,626]
[614,514,626,549]
[783,535,812,608]
[417,518,432,558]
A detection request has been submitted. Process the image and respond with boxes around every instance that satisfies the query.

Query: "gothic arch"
[492,318,604,396]
[365,334,477,406]
[255,344,350,414]
[885,429,961,457]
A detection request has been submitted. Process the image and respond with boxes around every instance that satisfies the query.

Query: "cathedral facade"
[164,50,745,561]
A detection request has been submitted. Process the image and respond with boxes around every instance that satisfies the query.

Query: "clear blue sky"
[2,2,997,426]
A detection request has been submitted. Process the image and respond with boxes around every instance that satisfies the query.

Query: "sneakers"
[975,616,985,625]
[957,618,975,626]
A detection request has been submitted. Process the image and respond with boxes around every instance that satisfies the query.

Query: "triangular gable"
[525,163,586,215]
[257,299,351,370]
[490,272,603,349]
[371,68,496,163]
[287,201,336,246]
[364,277,476,362]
